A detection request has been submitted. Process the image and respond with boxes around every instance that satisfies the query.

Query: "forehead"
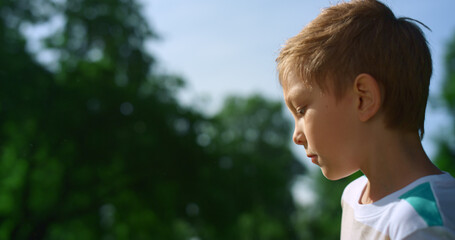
[282,74,314,101]
[282,73,313,91]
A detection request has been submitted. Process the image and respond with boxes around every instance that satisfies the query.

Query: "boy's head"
[276,0,432,138]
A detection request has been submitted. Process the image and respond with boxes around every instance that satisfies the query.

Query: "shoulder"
[390,173,455,239]
[387,198,430,239]
[402,227,455,240]
[401,173,455,228]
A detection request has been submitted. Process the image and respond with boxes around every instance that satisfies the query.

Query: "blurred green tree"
[201,95,305,239]
[434,32,455,176]
[294,171,361,240]
[0,0,304,239]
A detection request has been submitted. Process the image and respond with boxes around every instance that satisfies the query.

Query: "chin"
[321,168,356,181]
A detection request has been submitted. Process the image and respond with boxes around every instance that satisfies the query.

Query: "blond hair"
[276,0,432,138]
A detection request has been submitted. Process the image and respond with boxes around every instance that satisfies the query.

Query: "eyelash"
[296,106,307,115]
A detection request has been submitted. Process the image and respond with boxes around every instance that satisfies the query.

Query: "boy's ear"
[353,73,381,122]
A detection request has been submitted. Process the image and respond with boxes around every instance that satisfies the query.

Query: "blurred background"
[1,0,455,239]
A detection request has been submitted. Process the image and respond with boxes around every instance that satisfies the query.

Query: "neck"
[359,130,442,204]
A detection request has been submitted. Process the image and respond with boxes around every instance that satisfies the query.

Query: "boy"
[276,0,455,239]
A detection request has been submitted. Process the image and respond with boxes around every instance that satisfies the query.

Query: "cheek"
[304,112,329,146]
[308,109,347,148]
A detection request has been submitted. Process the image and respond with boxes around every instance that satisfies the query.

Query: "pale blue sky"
[142,0,455,170]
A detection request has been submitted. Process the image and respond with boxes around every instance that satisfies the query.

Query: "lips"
[307,154,318,165]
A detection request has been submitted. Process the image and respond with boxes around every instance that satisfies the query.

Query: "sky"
[141,0,455,204]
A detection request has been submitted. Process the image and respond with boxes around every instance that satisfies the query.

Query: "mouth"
[307,154,319,165]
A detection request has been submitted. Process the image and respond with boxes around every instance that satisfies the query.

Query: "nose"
[293,124,307,148]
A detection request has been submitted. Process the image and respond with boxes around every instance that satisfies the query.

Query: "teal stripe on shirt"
[399,182,443,227]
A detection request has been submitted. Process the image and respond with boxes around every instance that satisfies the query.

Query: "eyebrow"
[283,89,295,109]
[285,86,309,109]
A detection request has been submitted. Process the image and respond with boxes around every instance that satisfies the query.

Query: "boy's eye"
[296,106,307,115]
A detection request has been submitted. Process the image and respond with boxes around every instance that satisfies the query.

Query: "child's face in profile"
[282,74,361,180]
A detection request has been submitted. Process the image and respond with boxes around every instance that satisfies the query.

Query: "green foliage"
[294,171,362,240]
[435,32,455,176]
[0,0,305,239]
[200,95,304,239]
[442,33,455,113]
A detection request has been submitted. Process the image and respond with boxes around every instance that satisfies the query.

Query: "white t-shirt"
[341,172,455,240]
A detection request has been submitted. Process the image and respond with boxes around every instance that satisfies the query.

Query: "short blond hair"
[276,0,432,138]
